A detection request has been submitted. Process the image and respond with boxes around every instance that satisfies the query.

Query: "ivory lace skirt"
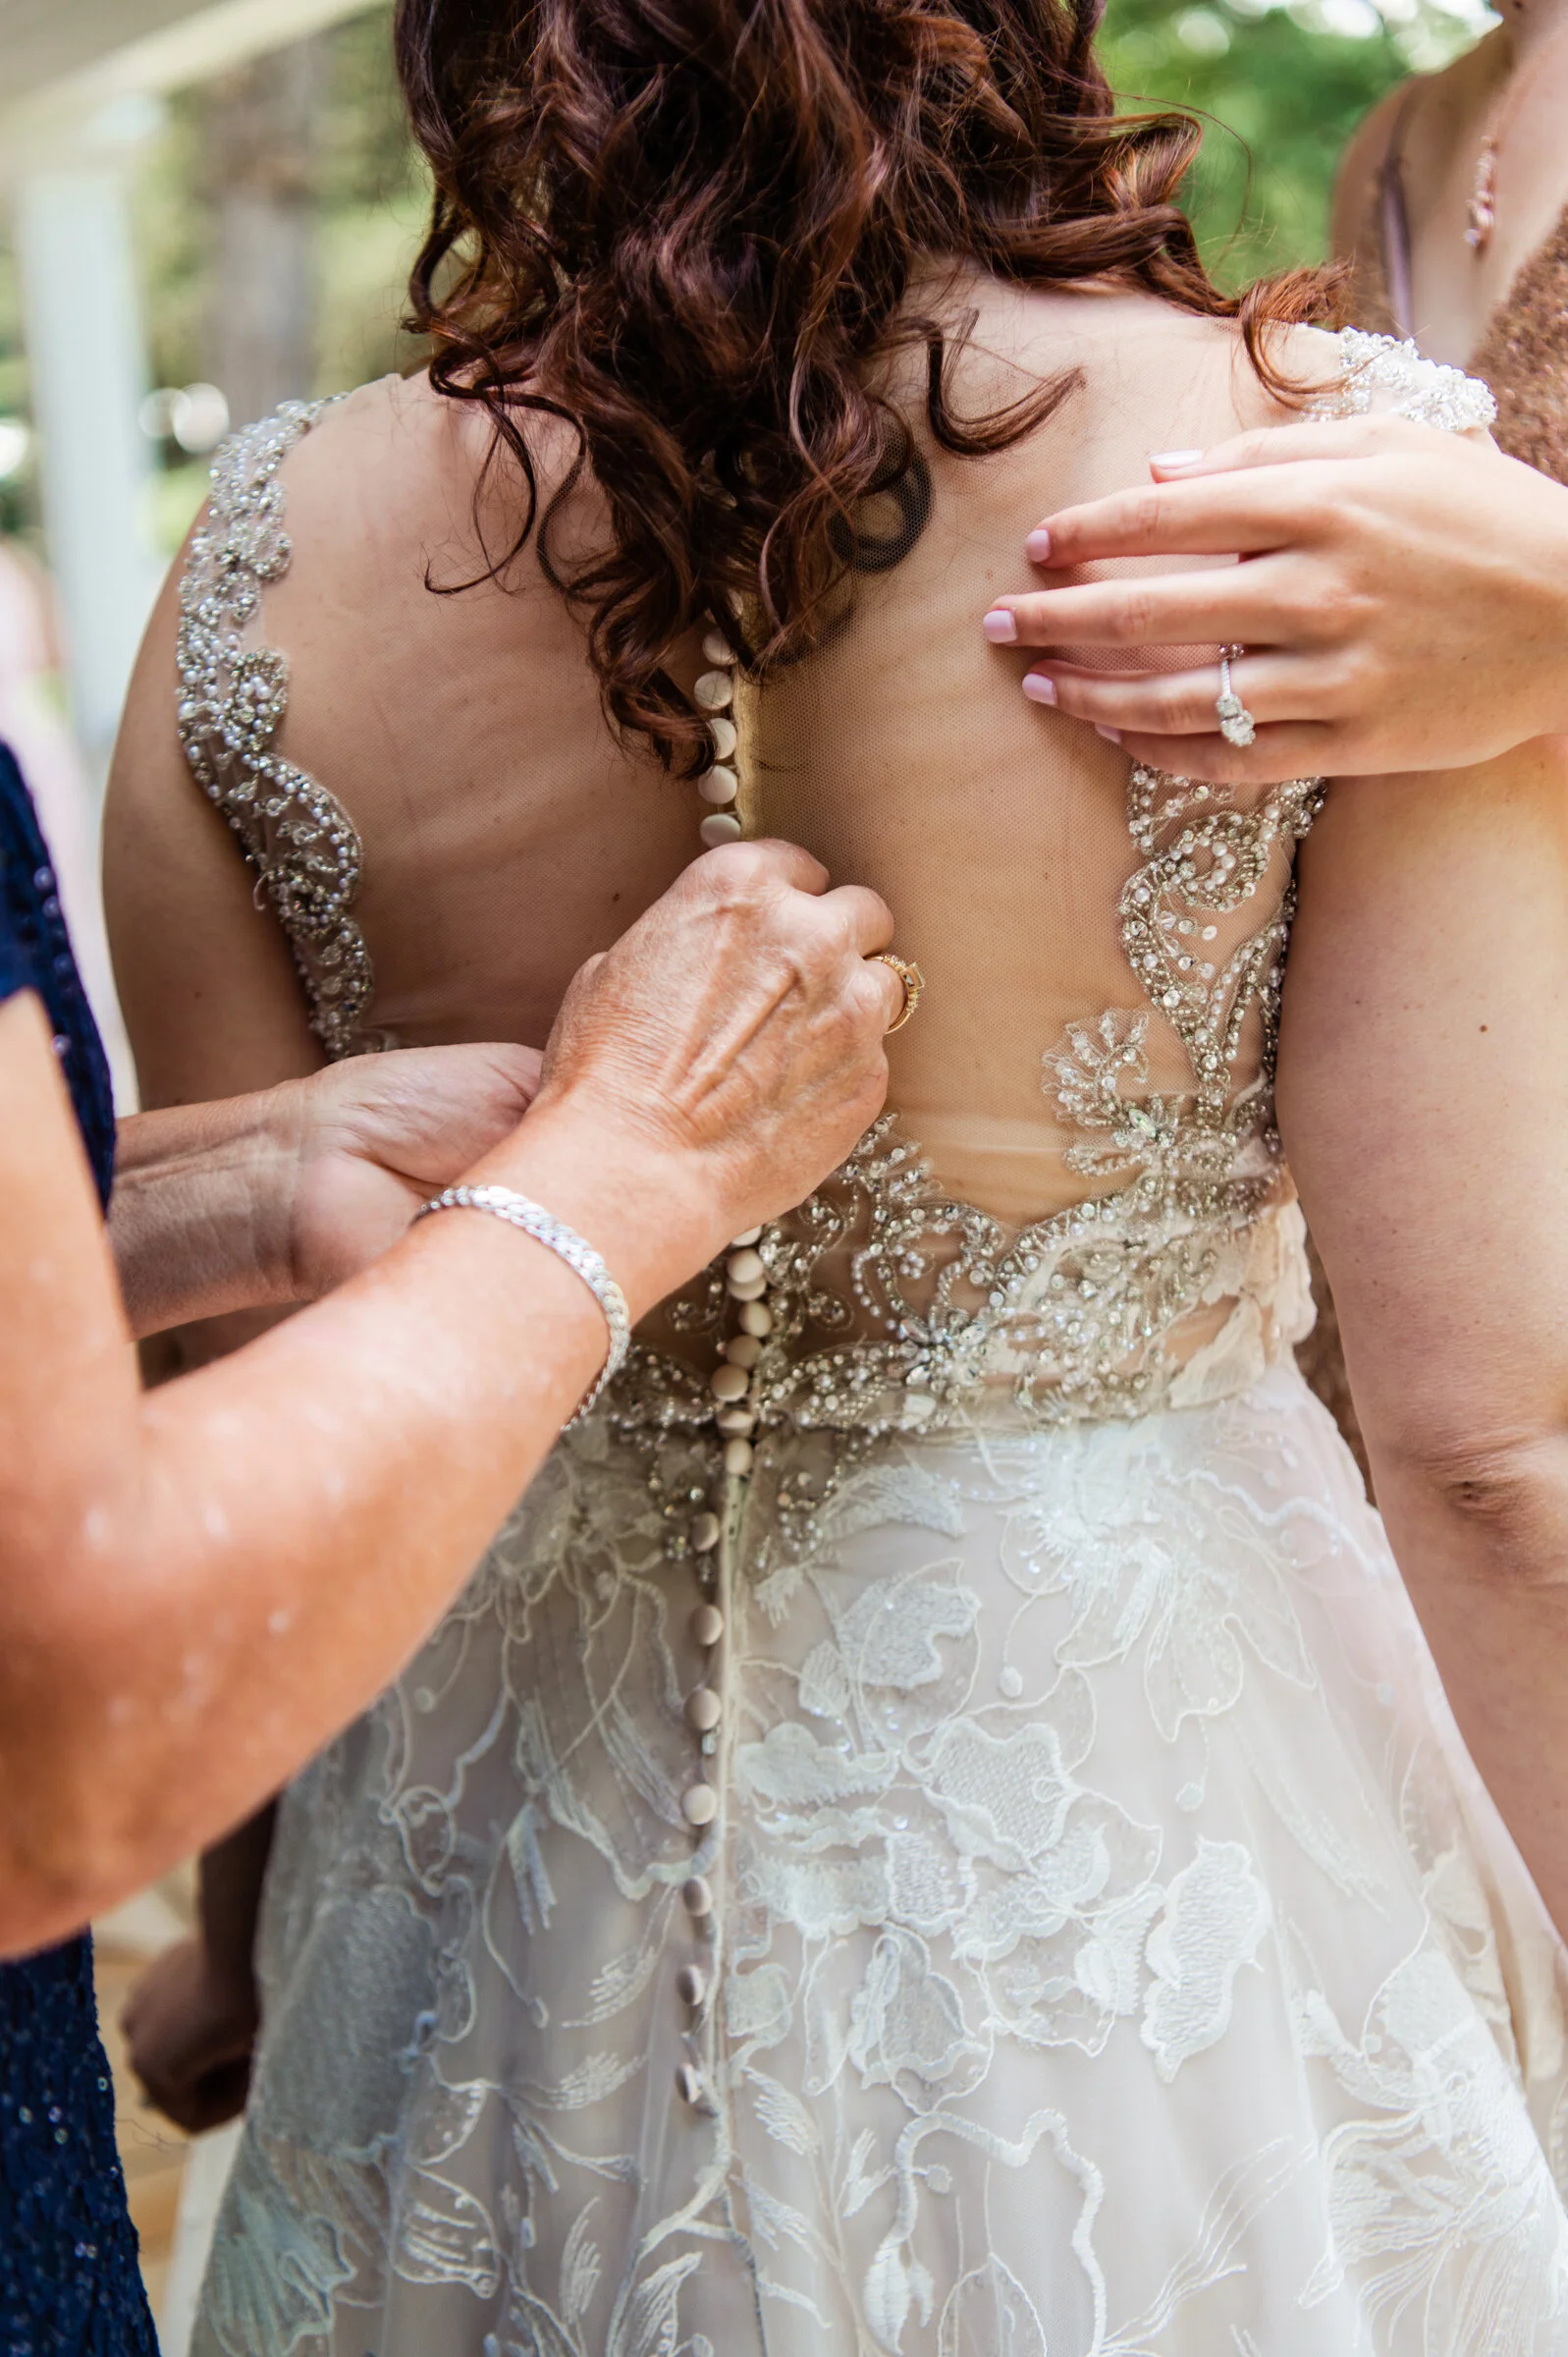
[194,1363,1568,2356]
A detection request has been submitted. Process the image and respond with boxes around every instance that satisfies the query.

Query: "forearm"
[1279,744,1568,1939]
[1371,1445,1568,1936]
[110,1096,297,1338]
[0,1042,708,1951]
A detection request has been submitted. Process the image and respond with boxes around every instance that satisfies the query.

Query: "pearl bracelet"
[413,1183,632,1427]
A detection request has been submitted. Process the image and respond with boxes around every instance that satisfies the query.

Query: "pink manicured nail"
[1149,449,1204,471]
[1021,673,1057,706]
[1025,526,1052,562]
[1096,725,1122,744]
[982,607,1017,643]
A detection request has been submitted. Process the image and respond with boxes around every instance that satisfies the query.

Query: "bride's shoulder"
[287,367,580,483]
[947,287,1342,461]
[255,370,514,524]
[217,368,594,620]
[209,372,485,580]
[1001,301,1492,443]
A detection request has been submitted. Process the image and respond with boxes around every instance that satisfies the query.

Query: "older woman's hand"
[285,1044,544,1297]
[473,839,901,1306]
[987,416,1568,782]
[0,833,901,1952]
[113,841,897,1343]
[540,838,899,1218]
[110,1045,544,1337]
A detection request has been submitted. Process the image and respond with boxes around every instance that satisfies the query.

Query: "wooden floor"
[93,1881,197,2319]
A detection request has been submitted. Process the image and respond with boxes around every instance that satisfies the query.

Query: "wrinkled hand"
[121,1937,257,2135]
[985,416,1568,782]
[531,841,901,1256]
[285,1043,543,1298]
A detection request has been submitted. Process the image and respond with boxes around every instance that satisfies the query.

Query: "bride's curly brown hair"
[395,0,1331,773]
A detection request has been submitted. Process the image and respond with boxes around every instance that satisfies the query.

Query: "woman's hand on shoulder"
[985,416,1568,780]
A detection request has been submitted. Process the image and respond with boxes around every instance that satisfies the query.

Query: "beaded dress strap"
[1312,326,1496,434]
[176,398,379,1060]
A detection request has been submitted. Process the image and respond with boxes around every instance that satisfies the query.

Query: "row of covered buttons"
[693,630,742,850]
[675,615,766,2107]
[673,1222,780,2109]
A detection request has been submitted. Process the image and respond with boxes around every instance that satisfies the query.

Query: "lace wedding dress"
[184,331,1568,2356]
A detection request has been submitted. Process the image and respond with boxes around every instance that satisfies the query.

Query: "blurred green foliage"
[1100,0,1412,285]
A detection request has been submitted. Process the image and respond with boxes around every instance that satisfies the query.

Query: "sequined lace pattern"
[1471,207,1568,484]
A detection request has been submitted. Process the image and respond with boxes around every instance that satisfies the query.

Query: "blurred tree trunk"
[204,38,326,429]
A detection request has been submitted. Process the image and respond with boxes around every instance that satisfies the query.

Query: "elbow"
[0,1729,185,1959]
[1374,1421,1568,1593]
[0,1796,139,1962]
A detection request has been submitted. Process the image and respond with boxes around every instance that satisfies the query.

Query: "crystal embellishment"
[1311,327,1497,436]
[614,757,1325,1444]
[175,397,377,1060]
[1217,646,1256,748]
[1216,691,1255,749]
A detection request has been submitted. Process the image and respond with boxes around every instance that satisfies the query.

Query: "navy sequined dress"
[0,742,156,2351]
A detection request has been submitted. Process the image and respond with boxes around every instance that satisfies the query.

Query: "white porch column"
[1,2,380,772]
[14,141,163,774]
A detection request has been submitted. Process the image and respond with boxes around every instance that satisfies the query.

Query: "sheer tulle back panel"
[737,373,1300,1233]
[629,323,1332,1428]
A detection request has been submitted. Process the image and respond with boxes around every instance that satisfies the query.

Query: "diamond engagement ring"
[1215,645,1256,748]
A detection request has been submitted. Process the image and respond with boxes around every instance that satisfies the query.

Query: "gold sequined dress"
[1346,82,1568,478]
[186,335,1568,2357]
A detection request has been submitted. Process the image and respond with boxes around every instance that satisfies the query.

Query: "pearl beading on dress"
[669,1223,787,2109]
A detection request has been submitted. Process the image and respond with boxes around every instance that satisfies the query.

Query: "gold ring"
[871,954,925,1033]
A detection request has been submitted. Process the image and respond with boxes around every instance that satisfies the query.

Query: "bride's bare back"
[108,279,1314,1203]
